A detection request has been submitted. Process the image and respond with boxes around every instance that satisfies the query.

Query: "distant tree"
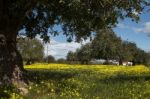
[133,49,148,65]
[146,52,150,66]
[77,43,92,64]
[44,55,55,63]
[17,38,44,65]
[57,58,66,64]
[67,51,77,63]
[118,41,148,65]
[90,29,148,65]
[118,41,136,64]
[91,29,122,62]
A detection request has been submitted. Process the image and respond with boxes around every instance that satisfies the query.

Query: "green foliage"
[144,52,150,66]
[91,29,122,60]
[67,51,78,64]
[76,28,148,65]
[17,38,44,64]
[67,44,92,64]
[76,43,92,64]
[0,86,22,99]
[57,58,66,64]
[44,55,56,63]
[120,41,148,65]
[119,41,136,62]
[1,0,149,42]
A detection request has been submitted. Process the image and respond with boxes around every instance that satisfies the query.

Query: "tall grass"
[22,64,150,99]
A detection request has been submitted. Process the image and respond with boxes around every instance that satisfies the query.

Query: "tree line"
[17,29,150,66]
[67,29,150,66]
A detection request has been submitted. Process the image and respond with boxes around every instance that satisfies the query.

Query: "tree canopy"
[76,43,92,64]
[44,55,56,63]
[0,0,149,42]
[91,29,122,60]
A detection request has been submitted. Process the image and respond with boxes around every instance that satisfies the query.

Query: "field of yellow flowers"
[22,64,150,99]
[11,64,150,99]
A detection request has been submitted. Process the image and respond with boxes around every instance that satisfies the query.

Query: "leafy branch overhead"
[1,0,149,42]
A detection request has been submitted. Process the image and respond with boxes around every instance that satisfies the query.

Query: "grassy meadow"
[4,64,150,99]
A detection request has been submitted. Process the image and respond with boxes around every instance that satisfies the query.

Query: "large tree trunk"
[0,0,27,87]
[0,33,26,87]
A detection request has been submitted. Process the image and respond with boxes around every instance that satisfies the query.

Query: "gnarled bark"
[0,33,26,87]
[0,0,27,87]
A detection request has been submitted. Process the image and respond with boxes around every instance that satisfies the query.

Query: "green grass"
[22,64,150,99]
[2,64,150,99]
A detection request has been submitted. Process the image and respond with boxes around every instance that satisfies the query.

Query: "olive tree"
[17,38,44,65]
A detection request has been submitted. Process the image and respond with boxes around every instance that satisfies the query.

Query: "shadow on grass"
[27,69,75,83]
[0,91,10,99]
[0,86,16,99]
[100,74,150,83]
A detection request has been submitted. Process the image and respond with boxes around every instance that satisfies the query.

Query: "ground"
[2,64,150,99]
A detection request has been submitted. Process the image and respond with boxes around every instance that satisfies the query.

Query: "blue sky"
[114,12,150,51]
[46,11,150,59]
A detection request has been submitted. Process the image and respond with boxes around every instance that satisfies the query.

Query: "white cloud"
[44,39,89,59]
[117,23,129,29]
[35,35,90,59]
[133,22,150,35]
[117,22,150,36]
[133,28,143,32]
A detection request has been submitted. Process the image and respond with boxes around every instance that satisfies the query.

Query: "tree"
[0,0,149,86]
[133,48,148,65]
[44,55,55,63]
[17,38,44,65]
[57,58,66,64]
[118,41,136,64]
[146,52,150,66]
[77,43,92,64]
[117,41,148,65]
[91,29,122,62]
[90,29,148,65]
[67,51,77,64]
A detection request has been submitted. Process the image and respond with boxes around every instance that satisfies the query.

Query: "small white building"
[122,61,133,66]
[90,59,119,65]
